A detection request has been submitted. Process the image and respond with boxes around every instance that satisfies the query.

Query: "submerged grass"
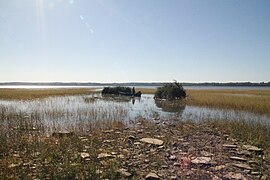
[0,88,96,100]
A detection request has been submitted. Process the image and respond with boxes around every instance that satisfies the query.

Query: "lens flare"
[35,0,47,59]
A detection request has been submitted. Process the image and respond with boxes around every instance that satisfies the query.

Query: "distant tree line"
[0,82,270,87]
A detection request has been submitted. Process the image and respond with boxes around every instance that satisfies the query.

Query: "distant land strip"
[0,82,270,87]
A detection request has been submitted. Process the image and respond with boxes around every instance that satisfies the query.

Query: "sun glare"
[35,0,47,59]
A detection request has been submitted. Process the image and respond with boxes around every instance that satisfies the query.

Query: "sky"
[0,0,269,83]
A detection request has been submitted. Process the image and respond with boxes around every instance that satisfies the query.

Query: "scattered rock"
[103,130,114,133]
[173,162,181,166]
[251,172,260,175]
[238,150,252,156]
[200,151,214,157]
[144,159,150,163]
[117,154,125,159]
[111,152,117,155]
[225,172,247,180]
[80,152,90,159]
[191,157,211,165]
[161,165,168,169]
[8,163,20,168]
[145,172,160,180]
[223,144,238,149]
[97,153,114,159]
[12,154,20,158]
[212,175,222,180]
[103,139,115,143]
[96,169,103,174]
[248,160,257,165]
[128,135,136,140]
[117,168,132,177]
[140,138,164,146]
[243,145,263,152]
[169,155,177,160]
[230,156,247,162]
[233,163,252,170]
[211,165,226,171]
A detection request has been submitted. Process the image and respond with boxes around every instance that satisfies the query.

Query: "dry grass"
[136,88,155,94]
[0,88,96,100]
[186,89,270,116]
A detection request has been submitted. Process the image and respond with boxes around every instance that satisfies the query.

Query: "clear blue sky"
[0,0,269,83]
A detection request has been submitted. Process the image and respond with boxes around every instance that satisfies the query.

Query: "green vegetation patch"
[154,81,186,100]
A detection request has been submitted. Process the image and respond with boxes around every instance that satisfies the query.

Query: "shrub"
[154,81,186,100]
[101,86,131,95]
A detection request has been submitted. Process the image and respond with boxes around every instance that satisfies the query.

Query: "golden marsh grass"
[186,89,270,116]
[136,88,270,115]
[136,88,155,94]
[0,88,96,100]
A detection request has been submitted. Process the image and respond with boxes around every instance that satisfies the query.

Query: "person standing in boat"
[132,87,135,96]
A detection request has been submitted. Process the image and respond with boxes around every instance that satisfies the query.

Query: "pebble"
[169,155,177,160]
[230,156,247,162]
[97,153,115,159]
[233,163,252,170]
[243,145,263,152]
[173,162,181,166]
[145,172,160,180]
[8,163,20,168]
[211,165,226,171]
[117,168,132,177]
[200,151,214,157]
[225,172,247,180]
[140,138,164,146]
[223,144,238,149]
[191,157,211,165]
[80,152,90,159]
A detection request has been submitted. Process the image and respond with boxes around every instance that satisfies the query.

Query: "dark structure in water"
[102,86,141,97]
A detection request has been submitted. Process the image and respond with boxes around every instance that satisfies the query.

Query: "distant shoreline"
[0,82,270,87]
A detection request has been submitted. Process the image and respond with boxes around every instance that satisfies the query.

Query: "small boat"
[119,91,142,97]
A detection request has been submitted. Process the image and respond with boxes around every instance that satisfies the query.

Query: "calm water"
[0,93,269,133]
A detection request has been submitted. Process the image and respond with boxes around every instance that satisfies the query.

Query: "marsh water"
[0,93,269,134]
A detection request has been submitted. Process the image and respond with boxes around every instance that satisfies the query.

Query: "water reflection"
[0,94,269,134]
[97,94,141,104]
[154,100,186,113]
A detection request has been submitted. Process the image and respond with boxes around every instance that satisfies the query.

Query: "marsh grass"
[136,88,155,94]
[0,116,125,179]
[0,88,96,100]
[201,118,270,150]
[187,89,270,116]
[1,88,270,178]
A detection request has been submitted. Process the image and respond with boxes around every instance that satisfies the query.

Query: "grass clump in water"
[154,81,186,100]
